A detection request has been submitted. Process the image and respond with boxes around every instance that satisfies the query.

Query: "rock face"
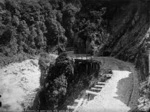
[88,0,147,61]
[107,1,150,61]
[99,0,150,82]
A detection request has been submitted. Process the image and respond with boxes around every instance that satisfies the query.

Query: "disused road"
[0,53,139,112]
[71,57,139,112]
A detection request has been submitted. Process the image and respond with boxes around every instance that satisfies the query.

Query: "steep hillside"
[0,0,149,66]
[106,0,150,61]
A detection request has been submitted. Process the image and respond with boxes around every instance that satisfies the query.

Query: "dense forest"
[0,0,108,56]
[0,0,150,79]
[0,0,149,75]
[0,0,149,64]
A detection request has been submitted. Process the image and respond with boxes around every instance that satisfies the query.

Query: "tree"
[41,53,74,109]
[12,15,20,26]
[45,17,67,47]
[62,3,80,46]
[1,27,18,56]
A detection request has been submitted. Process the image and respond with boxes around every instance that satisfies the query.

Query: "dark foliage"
[38,53,74,109]
[36,52,101,110]
[0,0,110,60]
[0,0,67,57]
[73,0,110,55]
[0,0,148,64]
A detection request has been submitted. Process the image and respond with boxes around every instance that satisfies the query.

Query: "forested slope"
[1,0,150,111]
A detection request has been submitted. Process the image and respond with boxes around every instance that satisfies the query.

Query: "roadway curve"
[73,57,139,112]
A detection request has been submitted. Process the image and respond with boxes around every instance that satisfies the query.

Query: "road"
[0,53,139,112]
[73,57,139,112]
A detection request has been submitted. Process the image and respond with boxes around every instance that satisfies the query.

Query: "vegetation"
[36,52,101,110]
[0,0,111,67]
[38,53,74,109]
[0,52,32,67]
[0,0,148,63]
[1,0,150,111]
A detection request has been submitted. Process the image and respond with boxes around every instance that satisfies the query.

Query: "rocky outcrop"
[101,0,150,61]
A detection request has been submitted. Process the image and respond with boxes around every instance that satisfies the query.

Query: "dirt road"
[77,57,139,112]
[0,54,139,112]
